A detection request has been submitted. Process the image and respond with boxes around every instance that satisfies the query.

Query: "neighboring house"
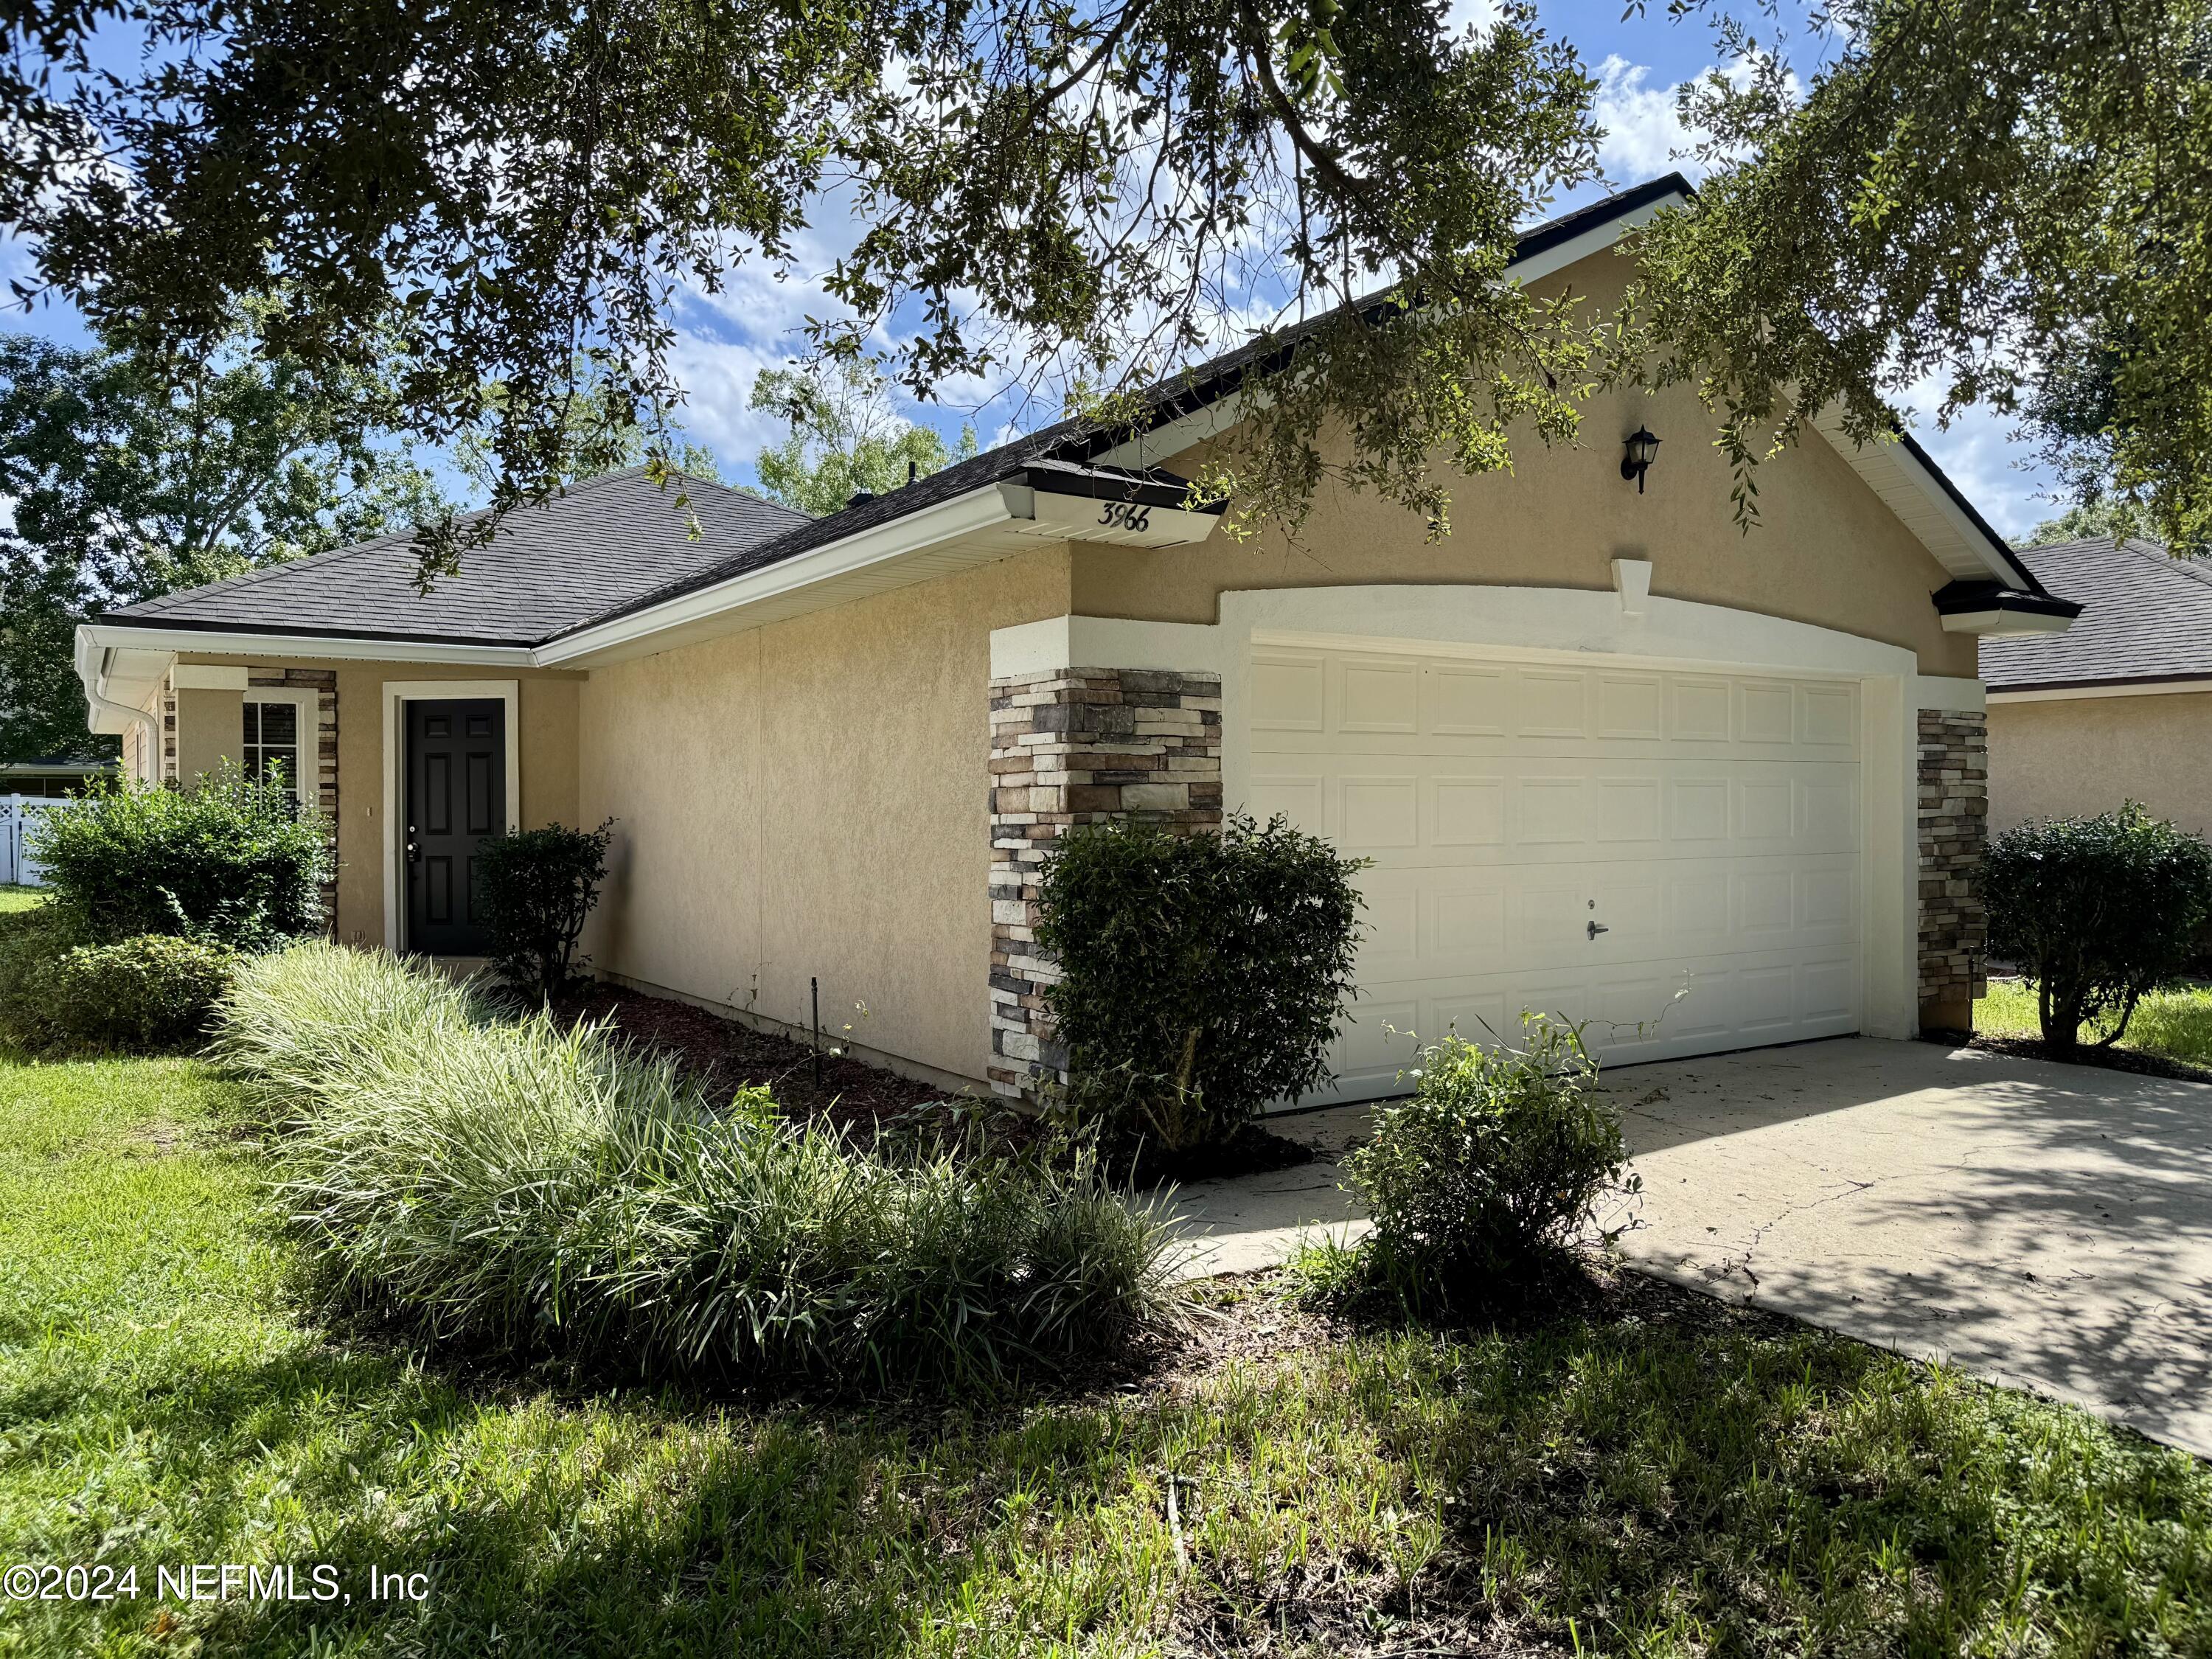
[0,757,115,797]
[1982,537,2212,838]
[74,177,2079,1102]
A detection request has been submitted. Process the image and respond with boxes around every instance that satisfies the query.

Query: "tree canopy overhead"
[2,0,2205,566]
[0,0,1611,572]
[1626,0,2212,549]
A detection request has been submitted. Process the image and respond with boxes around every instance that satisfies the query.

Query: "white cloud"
[1891,378,2059,542]
[1443,0,1505,34]
[1593,55,1704,185]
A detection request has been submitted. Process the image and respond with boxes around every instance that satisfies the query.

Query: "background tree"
[1624,0,2212,548]
[2024,502,2129,549]
[751,359,978,518]
[0,317,448,762]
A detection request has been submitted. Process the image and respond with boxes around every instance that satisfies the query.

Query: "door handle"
[406,824,420,865]
[1587,920,1610,939]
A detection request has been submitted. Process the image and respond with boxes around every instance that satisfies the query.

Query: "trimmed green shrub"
[1034,812,1366,1151]
[1986,803,2212,1053]
[14,934,236,1052]
[1336,1018,1637,1312]
[29,767,332,947]
[215,943,1175,1388]
[476,819,614,999]
[0,900,66,1006]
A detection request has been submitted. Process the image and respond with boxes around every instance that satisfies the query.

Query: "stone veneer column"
[1917,708,1988,1032]
[987,667,1222,1099]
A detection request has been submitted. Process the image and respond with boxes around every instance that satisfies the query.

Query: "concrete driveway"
[1170,1037,2212,1458]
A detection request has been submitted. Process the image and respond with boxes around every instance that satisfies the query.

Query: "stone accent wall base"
[1918,709,1988,1031]
[988,667,1223,1099]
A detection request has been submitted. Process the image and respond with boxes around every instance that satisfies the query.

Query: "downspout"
[76,632,161,784]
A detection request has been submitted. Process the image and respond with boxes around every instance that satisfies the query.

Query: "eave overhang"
[1932,580,2084,636]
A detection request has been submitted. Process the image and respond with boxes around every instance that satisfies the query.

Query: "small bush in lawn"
[214,943,1176,1388]
[13,934,236,1053]
[1035,812,1365,1152]
[476,819,614,999]
[1986,803,2212,1054]
[29,766,332,947]
[1335,1018,1638,1313]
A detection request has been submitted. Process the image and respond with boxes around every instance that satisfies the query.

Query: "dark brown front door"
[405,698,505,956]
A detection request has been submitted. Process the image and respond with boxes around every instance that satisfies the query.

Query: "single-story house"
[74,176,2079,1102]
[1982,537,2212,838]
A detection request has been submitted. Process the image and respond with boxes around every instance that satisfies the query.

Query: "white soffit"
[1806,406,2014,585]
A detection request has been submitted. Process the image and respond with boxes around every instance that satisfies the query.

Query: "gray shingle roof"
[1980,538,2212,689]
[102,469,810,647]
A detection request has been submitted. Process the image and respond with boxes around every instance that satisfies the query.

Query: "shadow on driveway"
[1170,1036,2212,1457]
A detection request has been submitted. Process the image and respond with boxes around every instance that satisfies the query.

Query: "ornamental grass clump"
[215,943,1176,1388]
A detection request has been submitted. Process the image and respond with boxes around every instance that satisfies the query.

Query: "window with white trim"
[241,692,316,807]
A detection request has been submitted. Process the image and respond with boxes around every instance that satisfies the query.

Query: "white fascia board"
[1505,188,1688,285]
[1939,608,2075,636]
[538,484,1015,667]
[1806,406,2020,588]
[1989,677,2212,703]
[75,622,536,668]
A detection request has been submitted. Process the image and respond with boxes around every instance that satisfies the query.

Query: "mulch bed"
[552,980,1319,1178]
[554,981,950,1135]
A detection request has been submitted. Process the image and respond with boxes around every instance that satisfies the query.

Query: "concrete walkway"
[1169,1037,2212,1458]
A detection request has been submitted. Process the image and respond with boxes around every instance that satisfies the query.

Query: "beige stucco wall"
[170,654,584,946]
[173,686,243,786]
[1989,691,2212,838]
[576,546,1074,1085]
[1079,254,1975,679]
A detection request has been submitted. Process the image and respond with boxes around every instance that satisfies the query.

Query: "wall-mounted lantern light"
[1621,425,1660,493]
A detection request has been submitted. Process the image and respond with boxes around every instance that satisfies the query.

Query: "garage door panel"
[1516,670,1589,737]
[1253,647,1865,1107]
[1433,776,1507,845]
[1251,655,1328,730]
[1340,658,1420,732]
[1248,773,1326,830]
[1429,665,1509,734]
[1518,776,1587,844]
[1340,776,1419,846]
[1593,776,1663,843]
[1428,882,1506,961]
[1596,673,1666,740]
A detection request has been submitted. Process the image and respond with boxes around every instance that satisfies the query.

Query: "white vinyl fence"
[0,795,59,887]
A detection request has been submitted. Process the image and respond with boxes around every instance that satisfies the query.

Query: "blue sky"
[1,2,2063,538]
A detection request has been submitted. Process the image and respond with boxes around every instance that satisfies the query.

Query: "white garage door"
[1248,645,1863,1105]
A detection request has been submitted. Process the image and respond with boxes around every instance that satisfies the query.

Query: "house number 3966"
[1096,501,1153,531]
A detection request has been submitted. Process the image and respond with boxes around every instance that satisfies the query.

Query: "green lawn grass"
[0,886,44,915]
[2,1049,2208,1656]
[1978,975,2212,1068]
